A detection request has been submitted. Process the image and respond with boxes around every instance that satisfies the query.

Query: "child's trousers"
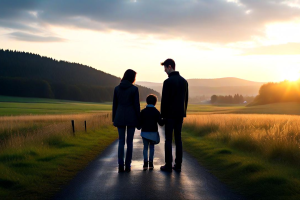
[143,138,154,162]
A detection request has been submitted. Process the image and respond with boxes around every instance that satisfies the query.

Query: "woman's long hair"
[121,69,136,84]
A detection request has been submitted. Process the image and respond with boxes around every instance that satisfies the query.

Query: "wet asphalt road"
[54,127,244,200]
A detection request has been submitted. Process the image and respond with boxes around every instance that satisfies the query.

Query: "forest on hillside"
[0,50,159,102]
[249,80,300,106]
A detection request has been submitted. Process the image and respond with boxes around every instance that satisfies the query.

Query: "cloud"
[242,43,300,55]
[0,0,300,43]
[9,32,65,42]
[0,20,40,32]
[0,0,39,19]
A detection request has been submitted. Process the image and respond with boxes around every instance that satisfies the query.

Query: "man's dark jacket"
[112,80,140,127]
[161,71,188,119]
[140,106,164,132]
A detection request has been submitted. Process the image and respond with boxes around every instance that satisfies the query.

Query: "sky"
[1,0,300,83]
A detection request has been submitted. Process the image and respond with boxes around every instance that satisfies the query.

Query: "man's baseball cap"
[161,58,175,69]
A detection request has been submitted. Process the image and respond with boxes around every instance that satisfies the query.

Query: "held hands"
[159,118,165,126]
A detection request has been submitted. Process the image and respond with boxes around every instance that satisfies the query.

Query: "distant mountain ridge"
[138,77,264,87]
[0,49,160,102]
[137,78,265,98]
[187,77,264,87]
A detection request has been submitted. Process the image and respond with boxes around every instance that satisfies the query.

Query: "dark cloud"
[243,43,300,55]
[0,0,39,19]
[0,20,40,32]
[9,32,65,42]
[0,0,299,43]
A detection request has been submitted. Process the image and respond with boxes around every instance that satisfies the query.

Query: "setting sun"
[285,72,300,81]
[281,68,300,81]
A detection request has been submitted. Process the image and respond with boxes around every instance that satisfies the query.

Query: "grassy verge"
[182,129,300,200]
[0,126,118,200]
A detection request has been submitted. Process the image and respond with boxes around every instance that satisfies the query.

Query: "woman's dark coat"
[112,80,140,127]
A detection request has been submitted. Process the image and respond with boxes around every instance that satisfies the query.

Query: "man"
[160,58,189,172]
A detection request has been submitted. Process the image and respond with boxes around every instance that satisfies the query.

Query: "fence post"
[85,120,87,132]
[71,120,75,135]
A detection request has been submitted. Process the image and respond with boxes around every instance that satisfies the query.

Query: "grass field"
[2,95,300,116]
[0,112,117,200]
[187,102,300,115]
[182,114,300,200]
[2,95,300,199]
[229,102,300,115]
[0,127,117,200]
[0,96,112,116]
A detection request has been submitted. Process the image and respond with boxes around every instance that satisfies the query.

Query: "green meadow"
[0,96,112,116]
[2,95,300,199]
[2,95,300,116]
[0,96,118,199]
[0,127,117,200]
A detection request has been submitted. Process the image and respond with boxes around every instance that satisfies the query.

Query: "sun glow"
[265,21,300,44]
[281,68,300,81]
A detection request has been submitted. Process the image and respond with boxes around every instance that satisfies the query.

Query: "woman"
[113,69,140,172]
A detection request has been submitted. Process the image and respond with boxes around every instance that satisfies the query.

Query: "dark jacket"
[160,71,189,119]
[140,106,164,132]
[112,80,140,127]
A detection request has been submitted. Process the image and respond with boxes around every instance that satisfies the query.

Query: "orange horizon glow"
[1,3,300,83]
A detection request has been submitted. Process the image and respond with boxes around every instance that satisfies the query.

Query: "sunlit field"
[2,95,300,199]
[182,114,300,199]
[184,114,300,166]
[0,113,111,150]
[0,112,117,199]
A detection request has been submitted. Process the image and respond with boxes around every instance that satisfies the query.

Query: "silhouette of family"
[112,58,189,173]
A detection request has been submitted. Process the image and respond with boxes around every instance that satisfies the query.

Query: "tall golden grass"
[0,113,112,150]
[184,114,300,166]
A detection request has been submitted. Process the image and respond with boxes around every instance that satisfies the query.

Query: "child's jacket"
[140,105,164,132]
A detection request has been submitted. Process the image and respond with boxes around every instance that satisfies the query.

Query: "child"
[139,94,164,170]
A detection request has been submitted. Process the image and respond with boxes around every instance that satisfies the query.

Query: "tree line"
[0,49,160,102]
[211,94,245,104]
[249,80,300,106]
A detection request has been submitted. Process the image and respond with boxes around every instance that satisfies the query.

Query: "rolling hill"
[0,49,159,102]
[137,77,264,98]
